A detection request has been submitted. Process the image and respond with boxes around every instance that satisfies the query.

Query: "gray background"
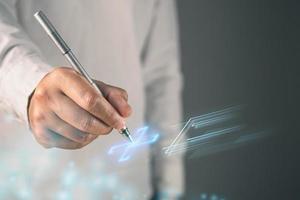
[177,0,299,199]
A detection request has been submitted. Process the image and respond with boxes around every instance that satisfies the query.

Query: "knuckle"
[83,91,98,110]
[34,87,47,101]
[106,89,116,99]
[34,88,54,106]
[108,112,121,128]
[123,105,132,117]
[32,111,46,124]
[79,117,94,132]
[34,130,53,149]
[120,89,128,99]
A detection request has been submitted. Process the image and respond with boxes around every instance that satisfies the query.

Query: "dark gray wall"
[177,0,299,199]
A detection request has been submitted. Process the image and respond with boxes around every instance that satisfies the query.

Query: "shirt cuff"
[0,46,52,128]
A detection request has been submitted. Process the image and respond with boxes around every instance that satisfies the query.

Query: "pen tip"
[128,135,134,143]
[121,127,134,143]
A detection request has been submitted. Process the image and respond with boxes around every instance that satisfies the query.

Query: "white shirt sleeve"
[0,0,52,126]
[142,0,185,198]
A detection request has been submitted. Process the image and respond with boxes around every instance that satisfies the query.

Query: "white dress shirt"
[0,0,184,199]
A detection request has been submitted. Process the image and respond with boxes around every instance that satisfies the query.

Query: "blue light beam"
[165,106,242,155]
[164,105,271,158]
[108,126,159,162]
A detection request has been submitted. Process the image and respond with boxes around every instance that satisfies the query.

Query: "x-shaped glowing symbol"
[108,126,159,162]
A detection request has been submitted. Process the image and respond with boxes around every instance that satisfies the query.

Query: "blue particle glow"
[56,190,72,200]
[18,187,31,199]
[200,193,207,199]
[210,194,218,200]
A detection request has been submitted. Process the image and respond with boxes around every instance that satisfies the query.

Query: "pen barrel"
[34,11,70,54]
[64,51,103,96]
[35,11,103,97]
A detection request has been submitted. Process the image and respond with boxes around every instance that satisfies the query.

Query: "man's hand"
[28,67,132,149]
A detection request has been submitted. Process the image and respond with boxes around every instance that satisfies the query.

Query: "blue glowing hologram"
[164,105,271,158]
[164,106,243,155]
[108,126,159,162]
[189,130,270,159]
[163,126,244,155]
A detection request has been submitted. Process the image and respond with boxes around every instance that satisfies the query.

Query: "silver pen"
[34,10,134,143]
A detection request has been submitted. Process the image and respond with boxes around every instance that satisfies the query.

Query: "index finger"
[54,68,125,130]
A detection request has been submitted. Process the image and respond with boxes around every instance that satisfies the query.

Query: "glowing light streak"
[163,126,243,155]
[164,105,271,158]
[188,130,270,159]
[186,126,242,142]
[165,106,242,155]
[191,114,235,129]
[108,126,159,162]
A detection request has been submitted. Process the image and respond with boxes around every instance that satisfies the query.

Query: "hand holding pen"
[27,11,133,149]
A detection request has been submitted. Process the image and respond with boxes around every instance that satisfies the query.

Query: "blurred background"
[0,1,299,200]
[177,0,299,199]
